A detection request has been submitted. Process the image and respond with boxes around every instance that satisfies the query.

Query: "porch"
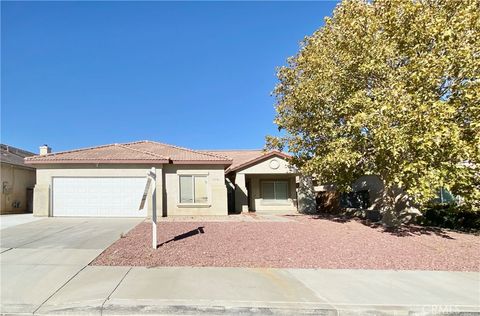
[233,173,298,214]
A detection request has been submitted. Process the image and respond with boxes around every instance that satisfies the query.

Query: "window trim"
[178,174,210,206]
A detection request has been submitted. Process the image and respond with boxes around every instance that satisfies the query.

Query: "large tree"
[269,0,479,221]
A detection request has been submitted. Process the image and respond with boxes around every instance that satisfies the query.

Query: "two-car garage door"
[52,177,147,217]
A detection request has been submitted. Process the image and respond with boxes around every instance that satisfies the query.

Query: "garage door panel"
[53,177,147,217]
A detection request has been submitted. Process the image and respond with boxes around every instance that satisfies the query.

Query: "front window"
[179,175,208,203]
[262,180,288,201]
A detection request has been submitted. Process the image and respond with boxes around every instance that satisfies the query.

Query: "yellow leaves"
[269,0,480,211]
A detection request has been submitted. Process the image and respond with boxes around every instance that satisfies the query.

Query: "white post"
[150,167,157,249]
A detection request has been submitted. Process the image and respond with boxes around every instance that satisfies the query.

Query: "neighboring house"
[25,141,311,218]
[1,144,36,214]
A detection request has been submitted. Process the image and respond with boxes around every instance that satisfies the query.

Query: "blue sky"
[1,1,337,153]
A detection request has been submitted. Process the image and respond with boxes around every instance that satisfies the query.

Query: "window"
[262,181,288,201]
[179,175,208,204]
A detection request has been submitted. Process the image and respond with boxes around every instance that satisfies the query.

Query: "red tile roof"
[24,141,291,172]
[200,149,291,173]
[25,141,232,165]
[126,141,231,164]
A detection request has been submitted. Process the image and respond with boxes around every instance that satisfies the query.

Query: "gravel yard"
[91,215,480,271]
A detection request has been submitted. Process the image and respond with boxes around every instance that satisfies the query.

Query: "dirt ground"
[92,215,480,271]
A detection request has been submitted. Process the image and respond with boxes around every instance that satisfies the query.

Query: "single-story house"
[1,144,36,214]
[25,141,314,217]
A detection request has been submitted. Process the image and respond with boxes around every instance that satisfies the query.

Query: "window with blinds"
[261,180,288,201]
[179,175,208,204]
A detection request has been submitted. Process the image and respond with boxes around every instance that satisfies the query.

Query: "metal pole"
[151,167,157,249]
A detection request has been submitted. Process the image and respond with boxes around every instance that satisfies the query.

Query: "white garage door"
[52,177,148,217]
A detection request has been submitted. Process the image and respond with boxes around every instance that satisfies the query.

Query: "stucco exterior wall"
[237,156,295,175]
[33,163,228,217]
[297,175,317,214]
[247,174,297,213]
[352,175,384,210]
[233,156,298,214]
[315,175,386,211]
[33,164,163,217]
[1,164,36,214]
[352,175,420,221]
[163,164,228,216]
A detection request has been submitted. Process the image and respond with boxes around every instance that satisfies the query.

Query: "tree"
[268,0,480,223]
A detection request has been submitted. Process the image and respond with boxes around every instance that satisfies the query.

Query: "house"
[1,144,36,214]
[201,150,300,214]
[24,141,313,217]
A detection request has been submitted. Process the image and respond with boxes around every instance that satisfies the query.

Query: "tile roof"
[200,150,264,171]
[200,149,291,173]
[126,141,231,163]
[25,141,232,165]
[1,144,36,169]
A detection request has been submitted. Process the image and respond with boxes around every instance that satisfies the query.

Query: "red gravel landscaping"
[91,215,480,271]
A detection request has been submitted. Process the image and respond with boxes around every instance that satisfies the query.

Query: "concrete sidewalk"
[1,217,479,315]
[0,217,142,315]
[33,267,479,315]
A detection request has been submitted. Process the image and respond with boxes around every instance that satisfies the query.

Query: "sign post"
[139,167,157,249]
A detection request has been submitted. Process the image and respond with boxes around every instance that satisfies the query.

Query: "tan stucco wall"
[237,156,296,175]
[247,174,297,213]
[352,175,384,210]
[233,156,298,213]
[315,175,386,210]
[32,163,228,217]
[352,175,420,221]
[33,164,163,217]
[163,164,228,216]
[297,175,316,214]
[1,164,36,214]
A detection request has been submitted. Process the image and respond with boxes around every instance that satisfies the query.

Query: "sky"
[1,1,338,153]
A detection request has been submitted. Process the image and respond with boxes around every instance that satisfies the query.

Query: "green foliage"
[419,203,480,231]
[269,0,480,213]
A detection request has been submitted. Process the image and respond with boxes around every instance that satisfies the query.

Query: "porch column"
[297,175,316,214]
[235,173,249,212]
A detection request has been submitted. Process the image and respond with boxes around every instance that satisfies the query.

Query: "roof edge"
[1,144,36,157]
[198,149,264,152]
[24,159,170,165]
[171,160,232,165]
[25,142,124,161]
[226,150,292,174]
[1,161,36,170]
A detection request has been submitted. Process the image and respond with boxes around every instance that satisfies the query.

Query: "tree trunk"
[381,185,402,227]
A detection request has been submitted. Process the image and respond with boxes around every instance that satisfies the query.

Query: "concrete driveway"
[0,217,142,314]
[0,213,42,230]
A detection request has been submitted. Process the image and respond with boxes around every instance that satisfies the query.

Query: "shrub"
[419,204,480,231]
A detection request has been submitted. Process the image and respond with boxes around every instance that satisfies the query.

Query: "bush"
[419,204,480,231]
